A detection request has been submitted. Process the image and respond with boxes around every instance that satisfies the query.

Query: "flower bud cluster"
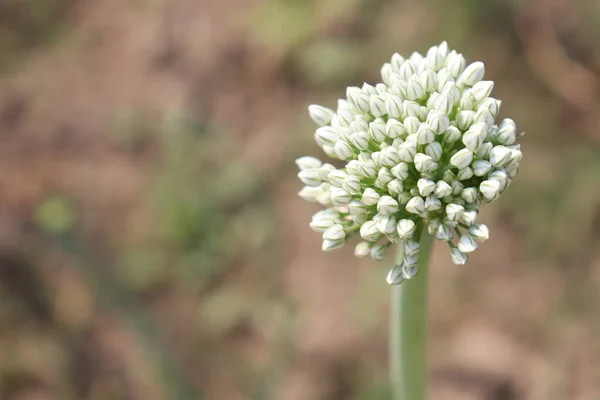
[297,42,522,284]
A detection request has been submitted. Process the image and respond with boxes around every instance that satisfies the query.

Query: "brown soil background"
[0,0,600,399]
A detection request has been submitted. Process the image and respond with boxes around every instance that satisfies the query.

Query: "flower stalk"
[390,224,434,400]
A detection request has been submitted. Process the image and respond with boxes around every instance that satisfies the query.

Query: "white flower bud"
[377,195,399,215]
[322,239,344,252]
[479,179,500,200]
[446,203,465,221]
[398,142,417,162]
[359,188,380,206]
[370,95,387,117]
[371,243,387,261]
[347,201,367,218]
[323,223,345,241]
[475,108,494,126]
[435,223,453,241]
[405,77,425,100]
[507,149,522,167]
[317,183,332,205]
[451,179,465,195]
[461,187,478,203]
[419,69,438,92]
[416,124,435,145]
[308,105,335,126]
[425,195,442,211]
[450,247,468,265]
[330,188,352,206]
[475,142,493,159]
[404,239,420,257]
[468,223,489,241]
[471,81,494,101]
[353,214,368,224]
[386,119,406,139]
[334,140,354,160]
[456,110,476,130]
[447,53,467,78]
[391,53,405,72]
[295,156,322,171]
[369,119,387,143]
[462,122,487,151]
[402,264,419,279]
[457,235,478,253]
[433,94,454,115]
[427,92,440,109]
[403,116,421,134]
[459,61,485,86]
[327,170,348,187]
[309,210,338,232]
[386,265,405,285]
[375,83,388,94]
[402,100,421,118]
[360,220,382,242]
[337,106,354,127]
[350,118,369,133]
[414,153,438,173]
[387,179,403,196]
[377,215,397,234]
[460,210,478,226]
[391,162,409,180]
[428,218,441,234]
[375,167,394,189]
[426,45,445,70]
[397,219,416,239]
[349,92,371,113]
[318,163,336,179]
[443,126,461,143]
[399,60,418,80]
[342,175,361,194]
[488,170,508,190]
[316,141,331,158]
[385,95,403,118]
[450,148,474,169]
[434,180,452,198]
[426,110,450,134]
[489,145,511,167]
[441,82,462,104]
[417,179,436,196]
[362,82,377,95]
[459,89,477,111]
[425,142,443,161]
[479,97,501,118]
[345,160,361,176]
[350,131,370,151]
[472,160,492,176]
[380,146,401,167]
[406,196,425,214]
[298,169,322,186]
[457,167,474,181]
[497,118,517,145]
[381,63,394,85]
[357,160,377,178]
[299,186,322,202]
[315,126,340,147]
[354,242,371,258]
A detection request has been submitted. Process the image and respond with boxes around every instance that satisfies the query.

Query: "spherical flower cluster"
[296,42,522,285]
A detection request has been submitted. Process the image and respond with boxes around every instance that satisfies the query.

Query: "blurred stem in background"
[390,225,434,400]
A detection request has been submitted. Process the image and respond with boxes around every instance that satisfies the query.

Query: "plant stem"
[390,225,435,400]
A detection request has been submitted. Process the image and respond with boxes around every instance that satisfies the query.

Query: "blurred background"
[0,0,600,399]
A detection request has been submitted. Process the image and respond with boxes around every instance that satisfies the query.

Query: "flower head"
[296,42,522,284]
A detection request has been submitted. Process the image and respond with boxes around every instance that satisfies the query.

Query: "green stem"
[390,225,435,400]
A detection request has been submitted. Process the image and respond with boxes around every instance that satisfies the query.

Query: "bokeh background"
[1,0,600,399]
